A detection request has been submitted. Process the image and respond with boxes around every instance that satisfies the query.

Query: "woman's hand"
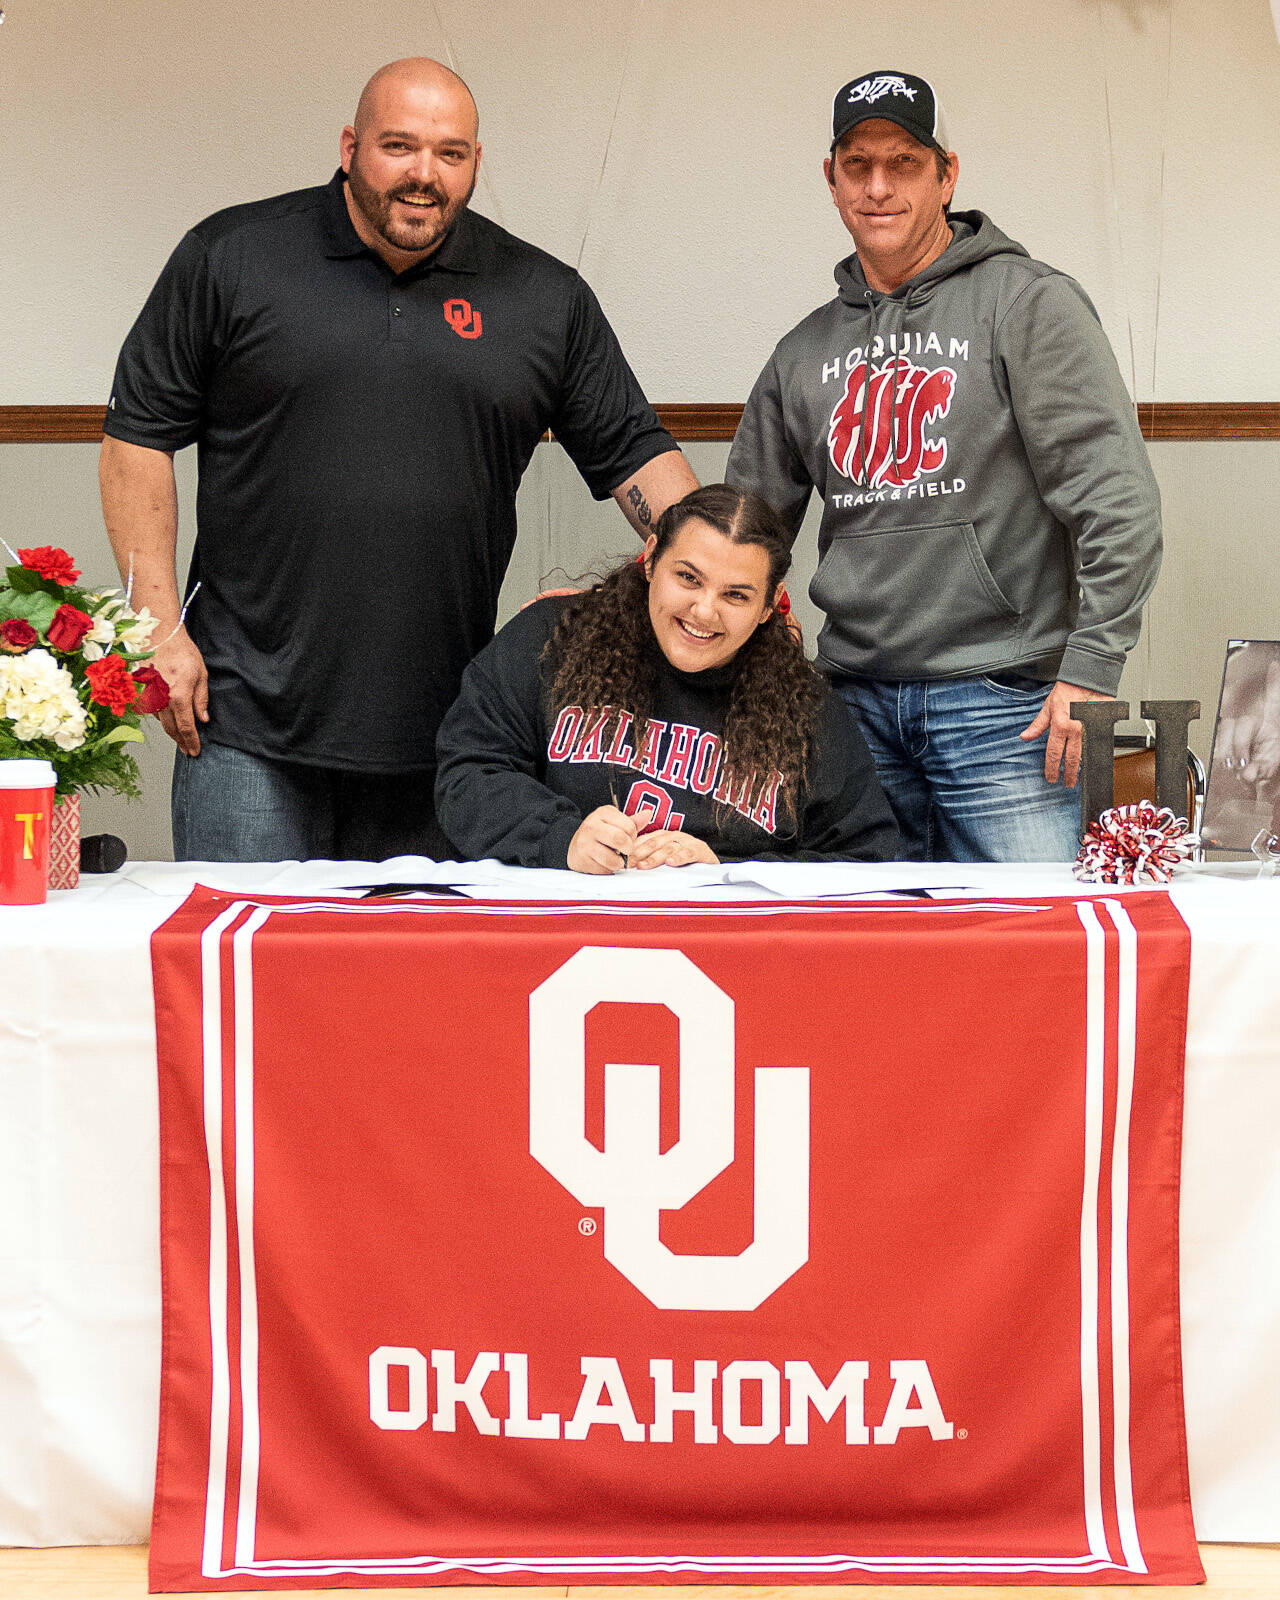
[628,830,720,870]
[567,806,640,873]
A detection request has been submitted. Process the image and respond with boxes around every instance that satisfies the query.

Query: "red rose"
[0,618,38,653]
[131,663,171,715]
[17,546,81,585]
[46,604,95,652]
[85,655,139,715]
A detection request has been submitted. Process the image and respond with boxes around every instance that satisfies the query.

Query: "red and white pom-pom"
[1074,801,1198,885]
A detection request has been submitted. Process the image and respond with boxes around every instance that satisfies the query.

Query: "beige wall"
[2,0,1278,400]
[1,1,1278,858]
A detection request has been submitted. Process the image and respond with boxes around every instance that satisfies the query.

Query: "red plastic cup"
[0,759,57,905]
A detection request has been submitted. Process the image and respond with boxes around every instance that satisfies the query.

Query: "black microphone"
[80,833,128,874]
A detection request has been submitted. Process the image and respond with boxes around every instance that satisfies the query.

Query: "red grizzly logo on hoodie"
[828,359,956,487]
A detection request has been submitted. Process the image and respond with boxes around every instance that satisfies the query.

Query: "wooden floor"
[0,1545,1276,1599]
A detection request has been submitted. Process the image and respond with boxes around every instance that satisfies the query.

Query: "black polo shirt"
[104,172,676,771]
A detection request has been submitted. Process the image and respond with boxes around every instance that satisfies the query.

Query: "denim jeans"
[835,675,1083,863]
[171,740,453,862]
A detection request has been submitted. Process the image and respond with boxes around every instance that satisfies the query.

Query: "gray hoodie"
[726,211,1161,695]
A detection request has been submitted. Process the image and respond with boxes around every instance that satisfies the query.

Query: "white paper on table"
[721,861,987,897]
[397,860,1085,902]
[126,859,747,903]
[441,862,738,899]
[436,861,972,902]
[104,857,1048,905]
[115,857,501,900]
[86,860,314,899]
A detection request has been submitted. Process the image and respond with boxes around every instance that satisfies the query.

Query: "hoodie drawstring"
[859,284,920,487]
[858,291,878,488]
[890,286,921,482]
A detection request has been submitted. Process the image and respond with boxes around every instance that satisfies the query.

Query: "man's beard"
[346,157,477,256]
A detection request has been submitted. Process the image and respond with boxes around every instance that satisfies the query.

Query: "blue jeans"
[171,741,453,862]
[835,675,1082,863]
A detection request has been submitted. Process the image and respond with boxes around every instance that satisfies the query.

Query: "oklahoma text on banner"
[149,889,1201,1589]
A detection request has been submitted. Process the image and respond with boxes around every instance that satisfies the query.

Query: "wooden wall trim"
[3,401,1280,445]
[1133,403,1280,441]
[652,403,749,441]
[1,406,111,443]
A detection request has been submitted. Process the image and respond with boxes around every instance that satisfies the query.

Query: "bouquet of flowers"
[0,544,169,799]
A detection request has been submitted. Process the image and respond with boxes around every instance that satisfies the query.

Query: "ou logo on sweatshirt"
[529,946,810,1312]
[828,357,956,488]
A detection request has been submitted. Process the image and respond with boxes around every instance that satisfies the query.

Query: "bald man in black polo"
[100,59,696,862]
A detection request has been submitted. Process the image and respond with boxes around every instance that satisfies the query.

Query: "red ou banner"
[149,888,1201,1589]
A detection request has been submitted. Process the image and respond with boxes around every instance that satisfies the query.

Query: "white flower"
[115,606,160,652]
[82,611,116,663]
[83,593,160,658]
[0,648,87,751]
[51,709,89,750]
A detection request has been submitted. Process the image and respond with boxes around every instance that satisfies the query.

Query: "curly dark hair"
[543,484,828,828]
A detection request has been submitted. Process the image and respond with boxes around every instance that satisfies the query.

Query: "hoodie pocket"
[810,520,1022,676]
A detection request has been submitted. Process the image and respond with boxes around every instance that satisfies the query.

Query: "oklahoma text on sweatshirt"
[435,597,901,868]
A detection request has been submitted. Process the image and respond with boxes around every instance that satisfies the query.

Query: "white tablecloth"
[1,859,1277,1546]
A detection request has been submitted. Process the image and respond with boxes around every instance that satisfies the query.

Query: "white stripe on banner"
[233,908,271,1569]
[1105,899,1146,1573]
[199,902,245,1581]
[197,896,1148,1580]
[235,1550,1119,1571]
[211,1555,1141,1577]
[1075,898,1111,1563]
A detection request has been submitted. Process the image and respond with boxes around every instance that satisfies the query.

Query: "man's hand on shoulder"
[519,586,581,610]
[153,625,210,756]
[1019,681,1112,788]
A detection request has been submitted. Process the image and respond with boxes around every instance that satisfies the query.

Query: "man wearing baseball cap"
[727,70,1161,862]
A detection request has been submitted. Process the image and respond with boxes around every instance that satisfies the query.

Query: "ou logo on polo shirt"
[443,297,483,339]
[529,945,811,1312]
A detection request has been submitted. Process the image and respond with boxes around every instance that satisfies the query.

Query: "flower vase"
[49,793,81,891]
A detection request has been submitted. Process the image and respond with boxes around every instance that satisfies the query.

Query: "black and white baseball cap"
[831,70,951,155]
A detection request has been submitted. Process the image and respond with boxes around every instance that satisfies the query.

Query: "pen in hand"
[566,806,656,874]
[607,808,657,867]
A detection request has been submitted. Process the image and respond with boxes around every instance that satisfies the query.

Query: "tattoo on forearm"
[626,485,653,527]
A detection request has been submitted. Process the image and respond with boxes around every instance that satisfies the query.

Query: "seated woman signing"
[435,484,899,872]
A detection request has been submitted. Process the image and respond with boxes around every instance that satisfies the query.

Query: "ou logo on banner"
[529,946,810,1312]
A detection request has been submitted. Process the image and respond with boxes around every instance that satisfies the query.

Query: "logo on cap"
[848,74,917,105]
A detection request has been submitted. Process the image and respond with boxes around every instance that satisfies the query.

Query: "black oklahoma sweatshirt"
[435,597,900,869]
